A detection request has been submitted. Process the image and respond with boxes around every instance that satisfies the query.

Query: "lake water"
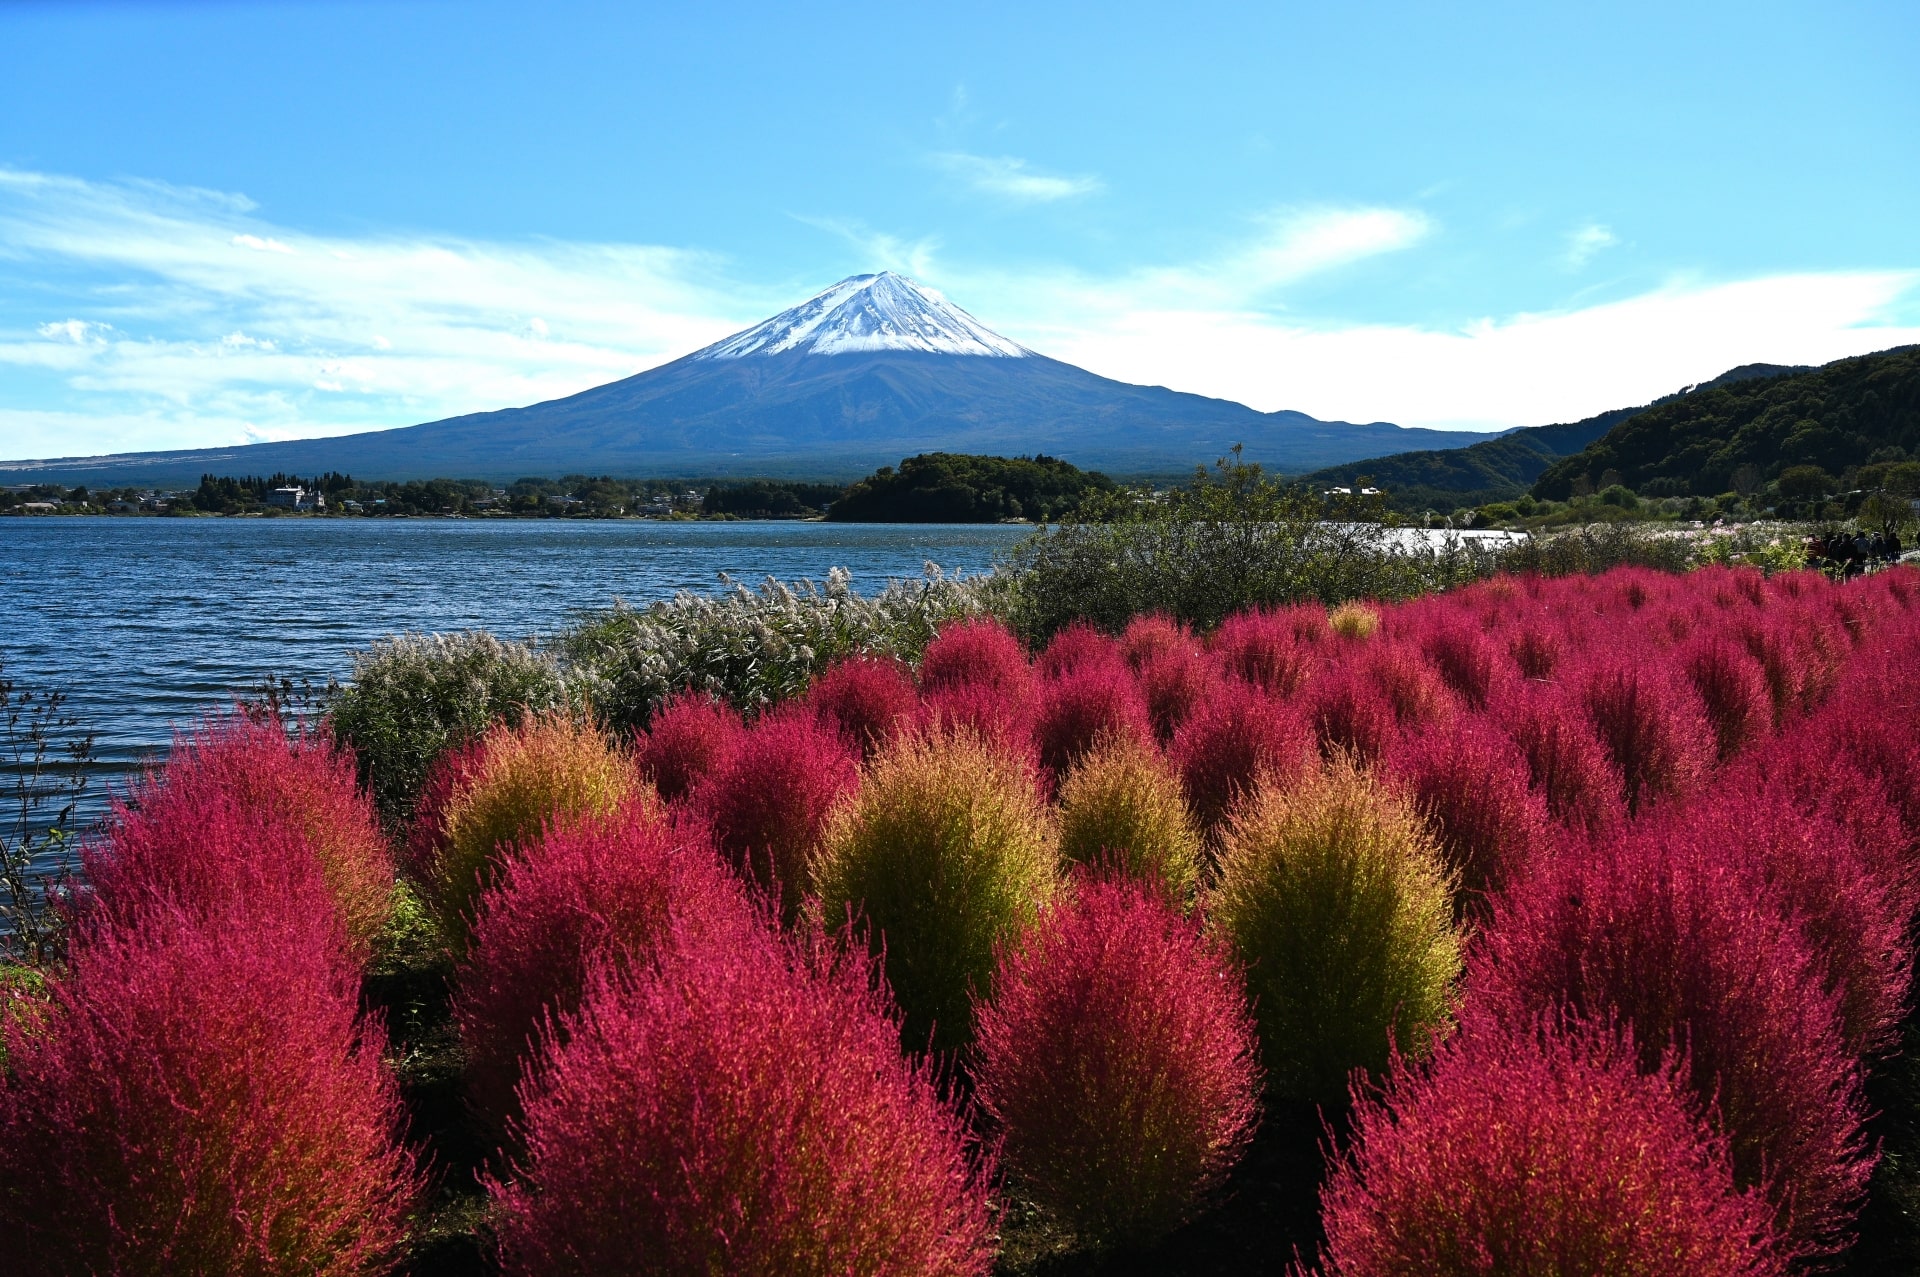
[0,517,1030,850]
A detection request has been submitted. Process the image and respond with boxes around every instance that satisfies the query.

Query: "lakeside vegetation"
[7,451,1920,1275]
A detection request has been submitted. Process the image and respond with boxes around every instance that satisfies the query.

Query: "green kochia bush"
[814,729,1057,1054]
[1054,735,1203,904]
[975,874,1261,1249]
[328,630,574,830]
[1212,758,1460,1102]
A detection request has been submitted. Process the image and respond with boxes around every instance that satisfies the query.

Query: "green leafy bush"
[1006,454,1496,642]
[1211,758,1460,1101]
[327,631,574,831]
[557,567,1004,736]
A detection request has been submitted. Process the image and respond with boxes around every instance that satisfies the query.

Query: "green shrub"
[1054,736,1202,904]
[814,730,1057,1053]
[1005,453,1496,643]
[1211,758,1460,1101]
[557,567,1005,736]
[327,632,574,831]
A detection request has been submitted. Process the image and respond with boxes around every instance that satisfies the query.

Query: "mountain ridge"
[0,273,1497,485]
[1301,361,1816,510]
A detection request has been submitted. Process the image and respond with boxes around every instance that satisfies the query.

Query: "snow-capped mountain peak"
[694,272,1031,360]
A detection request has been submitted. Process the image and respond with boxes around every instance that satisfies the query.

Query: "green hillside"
[828,452,1114,523]
[1302,363,1810,512]
[1533,346,1919,500]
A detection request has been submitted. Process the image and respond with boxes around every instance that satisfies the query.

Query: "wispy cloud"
[0,168,765,457]
[791,215,940,278]
[931,152,1103,203]
[1565,222,1618,268]
[3,167,1916,460]
[1002,270,1920,432]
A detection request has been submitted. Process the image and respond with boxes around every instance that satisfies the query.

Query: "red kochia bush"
[1421,623,1502,710]
[1030,660,1154,779]
[0,905,417,1276]
[1170,685,1315,836]
[1684,634,1772,759]
[693,707,859,922]
[1386,720,1546,916]
[1364,644,1456,730]
[1036,621,1123,679]
[86,714,394,956]
[806,654,918,758]
[1646,787,1915,1058]
[919,617,1031,696]
[974,874,1261,1247]
[637,690,743,805]
[1136,642,1218,741]
[1578,659,1714,816]
[1499,687,1623,833]
[491,918,996,1277]
[1309,667,1400,765]
[1118,613,1195,669]
[454,811,754,1133]
[1306,1018,1783,1277]
[1211,608,1315,698]
[1468,836,1872,1258]
[917,680,1034,759]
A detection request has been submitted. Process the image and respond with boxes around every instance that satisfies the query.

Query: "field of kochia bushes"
[5,563,1920,1275]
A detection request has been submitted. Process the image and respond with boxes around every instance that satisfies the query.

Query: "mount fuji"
[2,273,1495,484]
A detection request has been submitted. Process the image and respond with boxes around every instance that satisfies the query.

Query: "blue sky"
[2,0,1916,459]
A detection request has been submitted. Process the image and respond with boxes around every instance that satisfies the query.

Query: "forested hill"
[1532,346,1920,500]
[827,453,1114,523]
[1301,362,1809,511]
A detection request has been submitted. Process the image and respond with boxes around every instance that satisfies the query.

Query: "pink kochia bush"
[806,654,919,758]
[636,690,743,805]
[1211,608,1316,698]
[1306,1018,1784,1277]
[86,713,395,957]
[1578,660,1713,816]
[1170,685,1314,837]
[1499,687,1624,833]
[0,904,418,1276]
[694,706,859,922]
[1683,634,1772,759]
[1386,720,1546,916]
[1030,660,1154,779]
[1642,786,1916,1059]
[1468,834,1872,1259]
[918,616,1032,697]
[973,874,1261,1247]
[491,916,997,1277]
[453,810,754,1133]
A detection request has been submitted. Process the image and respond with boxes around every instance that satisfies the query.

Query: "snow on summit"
[695,272,1031,359]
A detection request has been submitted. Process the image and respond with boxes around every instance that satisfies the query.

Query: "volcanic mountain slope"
[2,273,1496,485]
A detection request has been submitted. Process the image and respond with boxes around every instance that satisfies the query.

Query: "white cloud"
[0,168,769,457]
[932,152,1103,203]
[1003,270,1920,432]
[1566,222,1618,268]
[231,233,295,254]
[36,318,110,344]
[2,167,1916,461]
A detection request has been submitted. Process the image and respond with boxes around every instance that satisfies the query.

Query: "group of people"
[1807,528,1906,576]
